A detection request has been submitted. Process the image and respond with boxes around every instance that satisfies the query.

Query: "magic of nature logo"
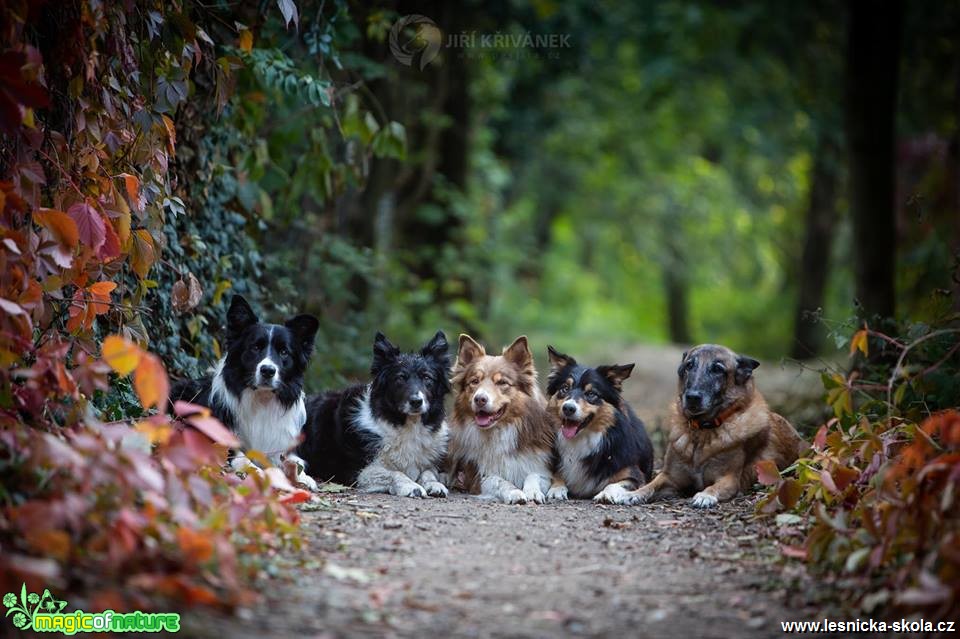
[3,583,180,634]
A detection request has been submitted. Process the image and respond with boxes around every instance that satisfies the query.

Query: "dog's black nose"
[474,394,488,407]
[409,396,423,409]
[562,402,577,417]
[683,391,703,409]
[260,364,277,379]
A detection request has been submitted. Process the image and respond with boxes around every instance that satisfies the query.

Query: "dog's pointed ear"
[502,336,533,370]
[421,330,449,362]
[372,332,400,372]
[735,355,760,385]
[285,314,320,356]
[547,346,576,372]
[596,363,635,392]
[226,295,258,342]
[456,334,485,367]
[677,350,689,377]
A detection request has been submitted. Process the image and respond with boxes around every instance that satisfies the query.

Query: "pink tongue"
[562,425,579,439]
[475,412,494,427]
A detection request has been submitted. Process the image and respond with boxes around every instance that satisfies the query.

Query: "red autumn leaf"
[279,490,311,504]
[67,201,106,250]
[185,413,240,448]
[780,544,808,560]
[777,478,802,509]
[813,424,828,451]
[755,459,781,485]
[177,527,214,563]
[87,280,116,315]
[820,469,839,494]
[34,208,79,248]
[98,214,121,260]
[120,173,141,210]
[831,465,860,492]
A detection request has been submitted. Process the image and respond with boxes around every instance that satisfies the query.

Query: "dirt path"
[185,494,824,639]
[183,345,830,638]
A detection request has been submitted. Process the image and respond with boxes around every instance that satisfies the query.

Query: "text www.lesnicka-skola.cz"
[781,619,955,633]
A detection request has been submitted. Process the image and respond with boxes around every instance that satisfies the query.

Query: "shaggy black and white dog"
[171,295,320,487]
[296,331,451,498]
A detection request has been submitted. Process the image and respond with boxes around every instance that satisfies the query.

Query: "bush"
[757,313,960,619]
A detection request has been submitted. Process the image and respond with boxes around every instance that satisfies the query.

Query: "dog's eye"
[496,379,510,387]
[711,362,726,373]
[279,348,289,358]
[468,377,480,386]
[420,371,433,382]
[557,387,568,398]
[585,390,599,401]
[397,372,409,381]
[685,359,695,370]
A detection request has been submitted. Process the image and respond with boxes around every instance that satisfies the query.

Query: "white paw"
[623,488,654,505]
[524,487,546,504]
[593,485,629,505]
[425,481,449,498]
[546,485,569,502]
[399,482,427,498]
[691,491,719,508]
[502,489,528,505]
[297,472,319,492]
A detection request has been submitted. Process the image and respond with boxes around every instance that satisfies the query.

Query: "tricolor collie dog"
[170,295,320,488]
[625,344,804,508]
[544,347,654,504]
[447,335,554,504]
[296,331,450,498]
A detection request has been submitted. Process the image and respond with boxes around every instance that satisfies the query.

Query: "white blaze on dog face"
[454,335,538,430]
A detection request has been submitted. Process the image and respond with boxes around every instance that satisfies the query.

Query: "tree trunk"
[791,136,840,358]
[844,0,903,319]
[662,213,692,344]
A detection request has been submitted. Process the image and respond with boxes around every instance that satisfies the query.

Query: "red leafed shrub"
[758,321,960,619]
[1,1,304,609]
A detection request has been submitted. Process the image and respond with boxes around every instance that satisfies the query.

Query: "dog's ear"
[372,332,400,373]
[421,330,449,363]
[735,355,760,385]
[677,350,689,377]
[226,295,258,342]
[456,334,485,367]
[285,314,320,357]
[502,336,533,371]
[547,346,576,372]
[597,363,635,392]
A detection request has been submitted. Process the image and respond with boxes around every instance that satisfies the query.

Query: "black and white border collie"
[171,295,320,488]
[544,346,654,504]
[297,331,450,498]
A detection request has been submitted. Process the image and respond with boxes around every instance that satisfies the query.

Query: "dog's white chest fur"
[453,422,551,488]
[353,388,448,477]
[555,429,605,496]
[210,359,305,464]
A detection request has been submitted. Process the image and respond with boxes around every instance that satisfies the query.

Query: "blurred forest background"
[133,0,960,387]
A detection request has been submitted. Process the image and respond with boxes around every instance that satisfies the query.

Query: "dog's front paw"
[623,486,654,505]
[398,482,427,498]
[501,488,528,505]
[425,481,449,498]
[546,485,569,502]
[297,472,319,492]
[593,484,629,505]
[524,486,546,504]
[691,491,719,508]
